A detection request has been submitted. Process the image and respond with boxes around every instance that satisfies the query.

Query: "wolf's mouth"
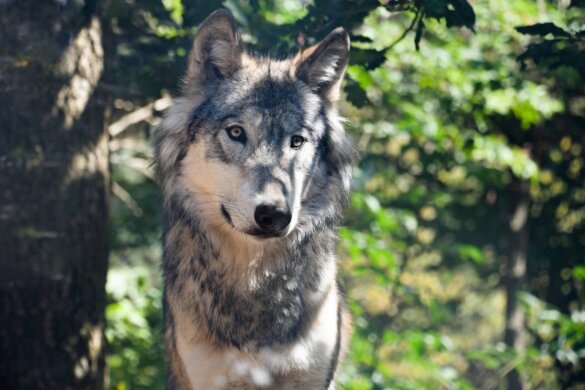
[244,228,283,239]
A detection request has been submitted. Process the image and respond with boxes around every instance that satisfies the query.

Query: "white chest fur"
[175,283,340,390]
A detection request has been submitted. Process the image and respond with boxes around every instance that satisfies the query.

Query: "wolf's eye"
[226,126,246,143]
[290,135,305,149]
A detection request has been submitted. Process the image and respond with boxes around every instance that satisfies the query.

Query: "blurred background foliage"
[103,0,585,389]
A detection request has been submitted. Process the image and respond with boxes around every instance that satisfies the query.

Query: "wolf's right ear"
[184,9,243,89]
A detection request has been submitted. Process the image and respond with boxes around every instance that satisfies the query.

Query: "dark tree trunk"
[503,180,530,390]
[0,1,108,388]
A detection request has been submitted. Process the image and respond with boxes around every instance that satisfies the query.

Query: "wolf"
[154,9,355,389]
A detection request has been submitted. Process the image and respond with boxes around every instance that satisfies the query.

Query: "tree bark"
[0,1,108,388]
[503,180,530,390]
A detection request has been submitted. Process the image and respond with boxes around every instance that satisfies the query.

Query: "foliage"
[104,0,585,389]
[106,267,165,390]
[516,21,585,72]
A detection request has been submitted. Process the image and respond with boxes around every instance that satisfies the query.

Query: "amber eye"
[226,126,246,143]
[290,135,305,149]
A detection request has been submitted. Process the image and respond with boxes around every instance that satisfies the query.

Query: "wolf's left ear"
[296,28,350,103]
[184,9,243,89]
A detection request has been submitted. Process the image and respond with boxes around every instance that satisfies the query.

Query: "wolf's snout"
[254,204,292,233]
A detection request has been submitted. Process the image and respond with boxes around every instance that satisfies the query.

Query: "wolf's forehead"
[221,78,296,108]
[219,76,321,122]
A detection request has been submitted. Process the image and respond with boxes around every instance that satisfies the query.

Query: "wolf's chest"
[203,266,315,349]
[174,279,342,390]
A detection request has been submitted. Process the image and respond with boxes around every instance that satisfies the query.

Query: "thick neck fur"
[162,180,341,350]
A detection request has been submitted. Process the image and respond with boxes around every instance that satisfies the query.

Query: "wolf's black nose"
[254,204,292,233]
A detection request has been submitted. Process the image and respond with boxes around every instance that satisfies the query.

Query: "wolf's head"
[156,9,353,241]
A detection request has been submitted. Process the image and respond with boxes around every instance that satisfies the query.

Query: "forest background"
[1,0,584,389]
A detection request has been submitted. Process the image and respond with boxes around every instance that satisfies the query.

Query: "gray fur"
[154,9,354,390]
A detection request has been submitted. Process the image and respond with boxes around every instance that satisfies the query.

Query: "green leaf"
[445,0,476,31]
[515,23,571,38]
[455,244,483,263]
[349,48,387,70]
[363,194,381,214]
[161,0,184,25]
[345,77,370,108]
[573,265,585,280]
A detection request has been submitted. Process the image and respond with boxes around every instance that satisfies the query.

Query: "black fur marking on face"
[220,204,233,226]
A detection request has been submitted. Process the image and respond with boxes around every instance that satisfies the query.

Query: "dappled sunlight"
[52,17,104,130]
[74,323,104,380]
[65,131,109,184]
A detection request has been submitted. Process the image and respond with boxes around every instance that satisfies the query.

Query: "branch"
[108,94,172,138]
[112,182,144,218]
[386,7,422,51]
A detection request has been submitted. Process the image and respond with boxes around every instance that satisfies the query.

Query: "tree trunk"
[503,180,530,390]
[0,1,108,388]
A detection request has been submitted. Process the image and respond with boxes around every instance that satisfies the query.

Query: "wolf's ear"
[185,9,243,89]
[295,28,350,103]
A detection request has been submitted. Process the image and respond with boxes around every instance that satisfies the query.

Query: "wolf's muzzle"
[254,204,292,235]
